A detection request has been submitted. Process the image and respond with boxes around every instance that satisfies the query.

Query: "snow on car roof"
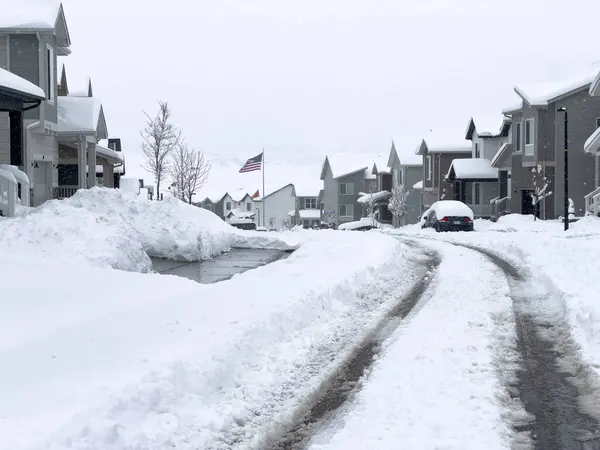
[431,200,474,219]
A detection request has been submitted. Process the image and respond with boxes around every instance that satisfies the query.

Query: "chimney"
[108,138,122,152]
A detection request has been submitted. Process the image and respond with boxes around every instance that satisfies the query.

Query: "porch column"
[9,110,23,167]
[86,142,97,188]
[77,137,87,189]
[102,161,114,188]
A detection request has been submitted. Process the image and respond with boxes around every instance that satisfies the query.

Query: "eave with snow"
[415,135,471,156]
[464,116,511,141]
[446,159,498,182]
[320,155,371,180]
[491,143,512,168]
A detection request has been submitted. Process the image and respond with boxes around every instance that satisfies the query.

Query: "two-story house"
[583,68,600,215]
[445,116,510,218]
[253,183,295,230]
[415,132,471,213]
[289,181,321,228]
[507,67,599,218]
[387,138,423,226]
[1,3,124,207]
[320,154,379,226]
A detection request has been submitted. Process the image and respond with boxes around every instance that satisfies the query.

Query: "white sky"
[60,0,600,190]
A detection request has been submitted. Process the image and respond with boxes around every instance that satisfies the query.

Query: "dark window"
[475,143,480,158]
[475,182,481,205]
[246,202,252,211]
[515,122,522,151]
[596,117,600,129]
[339,183,354,195]
[57,164,78,185]
[525,119,533,146]
[305,197,317,209]
[226,202,231,210]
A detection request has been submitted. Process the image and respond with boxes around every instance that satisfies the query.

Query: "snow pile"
[0,188,292,272]
[0,67,45,98]
[309,240,523,449]
[0,231,421,450]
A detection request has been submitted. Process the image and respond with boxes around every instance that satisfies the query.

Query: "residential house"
[387,138,423,226]
[225,191,255,224]
[506,67,600,218]
[195,192,226,219]
[0,3,124,207]
[289,181,321,228]
[0,68,45,216]
[320,154,379,226]
[582,68,600,215]
[253,183,295,230]
[196,188,253,221]
[415,132,472,213]
[445,116,511,219]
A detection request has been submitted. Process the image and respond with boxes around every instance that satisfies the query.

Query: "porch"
[585,187,600,217]
[446,158,499,219]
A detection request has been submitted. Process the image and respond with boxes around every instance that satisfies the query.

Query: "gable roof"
[390,137,423,166]
[228,187,250,203]
[590,67,600,96]
[320,153,380,180]
[0,1,71,51]
[0,67,45,101]
[255,183,295,201]
[490,143,512,168]
[446,158,498,181]
[514,65,599,107]
[465,116,511,140]
[415,130,471,155]
[294,179,322,197]
[57,96,107,137]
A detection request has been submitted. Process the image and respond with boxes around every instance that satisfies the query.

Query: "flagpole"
[262,148,266,229]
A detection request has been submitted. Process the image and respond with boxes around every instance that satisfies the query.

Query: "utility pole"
[557,107,569,231]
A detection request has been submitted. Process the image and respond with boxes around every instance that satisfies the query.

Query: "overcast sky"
[61,0,600,187]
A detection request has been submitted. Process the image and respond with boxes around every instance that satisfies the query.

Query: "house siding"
[337,171,365,222]
[509,152,534,214]
[0,36,9,164]
[255,184,295,230]
[321,164,338,224]
[404,166,422,225]
[9,34,42,122]
[520,103,537,166]
[294,196,320,227]
[553,91,600,216]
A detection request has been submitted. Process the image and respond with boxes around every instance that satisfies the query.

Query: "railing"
[490,196,510,222]
[53,186,79,200]
[584,187,600,216]
[469,203,492,219]
[0,165,30,218]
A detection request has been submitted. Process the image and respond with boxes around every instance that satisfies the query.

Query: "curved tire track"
[452,242,600,450]
[262,243,441,450]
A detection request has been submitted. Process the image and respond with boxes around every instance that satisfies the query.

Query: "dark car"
[354,225,377,231]
[422,200,474,232]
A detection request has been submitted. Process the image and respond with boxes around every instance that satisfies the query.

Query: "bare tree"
[531,164,552,220]
[388,184,410,220]
[170,142,211,204]
[141,101,180,200]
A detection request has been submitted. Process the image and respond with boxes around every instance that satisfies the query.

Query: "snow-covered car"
[420,208,431,229]
[422,200,474,232]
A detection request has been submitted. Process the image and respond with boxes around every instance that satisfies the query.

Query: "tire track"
[262,244,441,450]
[453,243,600,450]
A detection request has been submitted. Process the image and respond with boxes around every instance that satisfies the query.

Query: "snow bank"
[0,231,421,450]
[309,240,523,450]
[0,188,292,272]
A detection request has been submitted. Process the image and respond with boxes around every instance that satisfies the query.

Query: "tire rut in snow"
[457,244,600,450]
[263,245,441,450]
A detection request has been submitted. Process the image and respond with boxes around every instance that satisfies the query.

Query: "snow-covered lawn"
[308,239,524,450]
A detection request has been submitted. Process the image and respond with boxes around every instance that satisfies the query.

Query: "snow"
[392,137,424,166]
[372,156,391,174]
[94,164,125,175]
[95,144,123,162]
[338,217,392,230]
[57,96,103,134]
[0,67,45,98]
[491,143,510,166]
[325,153,381,179]
[591,66,600,96]
[584,126,600,154]
[467,115,507,138]
[298,209,321,219]
[309,240,519,450]
[514,65,599,106]
[0,0,61,29]
[294,179,322,197]
[420,129,472,154]
[119,177,140,194]
[0,226,420,449]
[446,158,498,180]
[357,190,392,204]
[431,200,474,219]
[0,188,291,273]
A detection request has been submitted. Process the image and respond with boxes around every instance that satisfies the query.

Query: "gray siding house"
[505,68,599,218]
[387,139,423,226]
[415,132,472,213]
[583,69,600,215]
[291,195,320,228]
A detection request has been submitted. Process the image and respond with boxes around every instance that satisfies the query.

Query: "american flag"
[239,152,263,173]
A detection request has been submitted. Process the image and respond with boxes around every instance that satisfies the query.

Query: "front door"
[521,189,536,216]
[33,162,49,206]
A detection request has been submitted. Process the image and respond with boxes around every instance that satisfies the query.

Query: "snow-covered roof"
[584,127,600,154]
[446,158,498,181]
[0,67,45,99]
[323,153,379,180]
[299,209,321,219]
[227,209,255,219]
[93,164,125,175]
[392,137,423,166]
[490,143,512,168]
[228,188,250,203]
[357,190,392,204]
[0,0,62,29]
[372,157,391,175]
[293,179,322,197]
[254,183,295,201]
[416,130,471,155]
[465,116,510,140]
[591,68,600,96]
[95,145,122,163]
[413,180,423,190]
[431,200,474,219]
[514,66,599,106]
[57,96,105,135]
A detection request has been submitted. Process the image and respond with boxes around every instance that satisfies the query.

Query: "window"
[524,118,534,155]
[46,45,55,103]
[596,117,600,129]
[339,183,354,196]
[397,169,403,185]
[339,204,354,218]
[246,202,252,211]
[474,182,481,205]
[515,122,522,151]
[393,168,399,186]
[474,142,480,158]
[426,156,432,180]
[305,197,317,209]
[226,202,231,210]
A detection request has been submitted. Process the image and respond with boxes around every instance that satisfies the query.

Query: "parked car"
[420,208,431,229]
[422,200,474,232]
